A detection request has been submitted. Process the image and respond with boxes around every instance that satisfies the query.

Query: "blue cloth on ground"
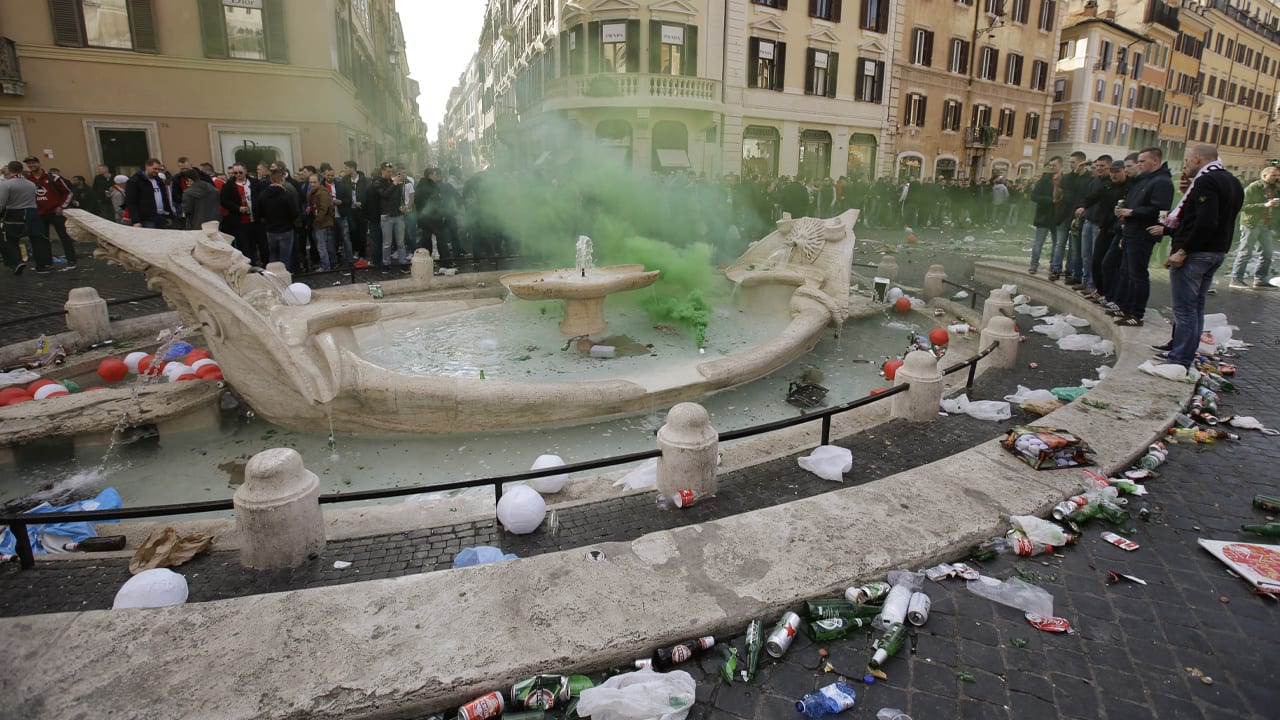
[0,487,122,555]
[453,545,518,568]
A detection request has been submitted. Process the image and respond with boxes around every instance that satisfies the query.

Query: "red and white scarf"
[1164,160,1225,229]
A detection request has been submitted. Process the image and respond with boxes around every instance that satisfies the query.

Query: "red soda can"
[457,691,504,720]
[1024,613,1072,633]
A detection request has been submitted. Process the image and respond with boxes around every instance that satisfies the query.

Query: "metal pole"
[12,522,34,570]
[966,358,979,392]
[821,415,832,446]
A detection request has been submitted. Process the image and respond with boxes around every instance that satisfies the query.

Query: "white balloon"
[124,351,148,374]
[528,454,568,494]
[496,485,546,534]
[33,384,69,400]
[112,568,189,609]
[190,358,218,372]
[886,287,904,302]
[282,282,312,305]
[162,363,191,381]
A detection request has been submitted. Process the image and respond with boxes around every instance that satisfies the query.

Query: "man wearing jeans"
[371,162,408,268]
[1,161,55,274]
[1149,145,1243,371]
[258,169,299,271]
[23,156,77,269]
[1230,166,1279,289]
[1111,147,1174,326]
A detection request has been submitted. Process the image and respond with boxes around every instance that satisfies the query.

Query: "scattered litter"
[1024,613,1073,633]
[1229,416,1280,435]
[967,575,1054,617]
[1051,386,1087,402]
[333,560,352,569]
[1101,531,1140,551]
[1185,667,1215,685]
[939,394,1011,421]
[1031,316,1077,339]
[1015,304,1050,317]
[575,667,695,720]
[613,458,658,491]
[798,445,853,482]
[129,526,215,573]
[1106,570,1147,586]
[1002,426,1095,469]
[1061,314,1090,327]
[1138,360,1200,383]
[956,670,977,683]
[453,546,518,568]
[1010,637,1029,648]
[112,568,189,610]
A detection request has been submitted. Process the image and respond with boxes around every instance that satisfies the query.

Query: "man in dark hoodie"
[180,169,221,229]
[258,169,300,271]
[1111,147,1175,326]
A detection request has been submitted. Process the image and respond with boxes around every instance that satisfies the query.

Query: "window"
[1119,122,1129,146]
[1099,40,1113,71]
[978,47,999,80]
[1128,86,1136,108]
[1207,76,1217,96]
[1024,112,1040,139]
[1189,119,1199,138]
[601,23,628,72]
[1112,81,1121,105]
[1089,117,1100,143]
[1132,52,1144,80]
[809,0,842,21]
[911,28,935,66]
[197,0,286,62]
[1048,116,1063,142]
[49,0,157,52]
[1228,82,1237,103]
[855,57,885,102]
[1053,77,1066,101]
[752,0,787,6]
[1104,119,1115,144]
[1058,41,1072,60]
[805,48,838,97]
[650,22,698,76]
[971,104,992,130]
[999,108,1016,137]
[942,99,962,131]
[1005,53,1024,85]
[749,38,786,90]
[1010,0,1030,23]
[1231,127,1240,146]
[1037,0,1056,31]
[904,93,928,127]
[1030,60,1048,90]
[949,39,971,74]
[1095,78,1105,102]
[860,0,890,32]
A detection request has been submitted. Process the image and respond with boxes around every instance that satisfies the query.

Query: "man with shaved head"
[1148,144,1244,372]
[1230,164,1280,288]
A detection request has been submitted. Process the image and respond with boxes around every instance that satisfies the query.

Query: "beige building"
[885,0,1063,182]
[1158,1,1211,166]
[0,0,426,178]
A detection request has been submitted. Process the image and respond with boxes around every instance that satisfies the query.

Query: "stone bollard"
[980,316,1021,370]
[411,248,434,284]
[656,402,719,500]
[64,287,111,344]
[234,448,325,569]
[876,255,899,283]
[981,288,1014,329]
[891,350,943,422]
[264,262,291,285]
[923,264,948,301]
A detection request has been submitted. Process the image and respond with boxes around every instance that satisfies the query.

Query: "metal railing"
[941,278,984,309]
[0,342,1000,570]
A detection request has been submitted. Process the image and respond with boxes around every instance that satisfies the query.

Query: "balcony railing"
[544,73,721,106]
[0,37,24,97]
[964,126,1001,148]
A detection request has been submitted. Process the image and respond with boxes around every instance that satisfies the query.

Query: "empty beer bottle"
[1240,522,1280,537]
[806,599,882,621]
[740,619,763,683]
[1253,494,1280,513]
[869,622,907,669]
[806,616,871,642]
[652,636,715,670]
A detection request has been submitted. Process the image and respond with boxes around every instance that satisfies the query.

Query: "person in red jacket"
[23,156,77,269]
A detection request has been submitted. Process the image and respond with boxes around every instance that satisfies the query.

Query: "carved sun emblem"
[786,217,827,263]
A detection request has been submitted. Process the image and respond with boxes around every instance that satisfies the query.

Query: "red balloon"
[176,374,199,382]
[883,358,904,381]
[138,355,165,375]
[4,393,34,406]
[97,358,129,382]
[195,364,222,378]
[0,386,27,398]
[906,234,918,244]
[27,379,57,393]
[185,349,212,363]
[83,386,109,392]
[894,297,912,313]
[929,327,950,346]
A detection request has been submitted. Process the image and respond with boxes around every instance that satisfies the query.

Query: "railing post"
[966,359,980,392]
[891,351,944,422]
[981,288,1014,329]
[821,415,832,446]
[12,521,33,569]
[657,403,719,499]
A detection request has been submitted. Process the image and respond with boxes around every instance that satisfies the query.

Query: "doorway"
[98,128,149,176]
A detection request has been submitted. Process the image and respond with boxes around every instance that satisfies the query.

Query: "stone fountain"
[499,236,660,337]
[58,209,858,435]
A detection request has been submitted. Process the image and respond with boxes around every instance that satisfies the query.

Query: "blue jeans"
[381,215,406,265]
[314,227,335,270]
[1080,220,1100,286]
[2,208,54,270]
[1230,225,1273,284]
[1117,236,1158,319]
[333,217,354,265]
[267,230,294,272]
[1169,252,1225,367]
[1030,225,1057,271]
[1054,219,1076,277]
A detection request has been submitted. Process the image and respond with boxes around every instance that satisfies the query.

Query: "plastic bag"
[613,458,659,491]
[1061,314,1090,327]
[1089,339,1115,356]
[1014,304,1050,317]
[886,569,925,592]
[966,575,1053,617]
[1002,426,1095,470]
[113,568,189,610]
[1011,294,1030,305]
[1057,334,1102,351]
[1138,361,1200,383]
[129,526,215,574]
[1051,386,1087,402]
[1001,283,1018,295]
[1002,386,1057,405]
[576,667,696,720]
[1031,317,1076,339]
[798,445,853,482]
[1010,515,1071,546]
[940,394,1012,422]
[453,546,518,568]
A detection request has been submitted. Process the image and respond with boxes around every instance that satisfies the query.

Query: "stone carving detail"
[786,217,830,264]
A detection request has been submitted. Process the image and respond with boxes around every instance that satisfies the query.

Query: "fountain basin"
[499,264,661,337]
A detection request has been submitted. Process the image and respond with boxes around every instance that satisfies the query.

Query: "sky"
[398,4,489,139]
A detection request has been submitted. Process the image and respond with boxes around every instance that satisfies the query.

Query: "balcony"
[543,73,722,112]
[964,126,1001,149]
[0,38,24,97]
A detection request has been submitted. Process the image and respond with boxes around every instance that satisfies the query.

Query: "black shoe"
[1254,281,1275,290]
[1115,316,1144,327]
[1152,343,1172,352]
[1049,272,1061,281]
[34,266,51,275]
[11,262,24,276]
[61,263,77,270]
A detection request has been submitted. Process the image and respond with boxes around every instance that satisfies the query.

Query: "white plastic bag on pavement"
[613,458,659,491]
[1002,386,1057,405]
[1138,360,1200,383]
[0,369,41,388]
[1089,339,1115,356]
[1001,283,1019,296]
[576,667,696,720]
[798,445,853,482]
[967,575,1053,617]
[1014,304,1050,317]
[1057,334,1102,351]
[1031,317,1076,339]
[1061,314,1090,327]
[1012,294,1031,305]
[940,394,1012,422]
[1010,515,1072,546]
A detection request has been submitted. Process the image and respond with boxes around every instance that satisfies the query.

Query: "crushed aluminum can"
[1024,613,1073,633]
[1101,531,1139,551]
[765,611,802,658]
[906,592,931,626]
[844,581,891,604]
[951,562,980,580]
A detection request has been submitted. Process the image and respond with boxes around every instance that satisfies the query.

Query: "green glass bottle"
[1240,522,1280,537]
[1253,494,1280,513]
[869,622,907,669]
[806,616,872,642]
[740,619,763,683]
[806,598,881,621]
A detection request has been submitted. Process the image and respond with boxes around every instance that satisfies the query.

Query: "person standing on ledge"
[1148,145,1244,372]
[1111,147,1174,327]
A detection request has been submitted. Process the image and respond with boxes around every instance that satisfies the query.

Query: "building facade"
[0,0,426,178]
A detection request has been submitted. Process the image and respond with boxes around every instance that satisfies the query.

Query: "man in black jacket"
[1148,145,1244,369]
[1111,147,1174,326]
[258,169,300,271]
[124,158,176,229]
[337,161,369,261]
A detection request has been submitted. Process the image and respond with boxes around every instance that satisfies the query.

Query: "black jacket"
[219,177,265,232]
[123,171,174,224]
[1169,169,1245,254]
[336,173,367,218]
[1030,173,1069,228]
[1080,176,1113,225]
[370,177,403,217]
[1121,164,1174,239]
[182,180,222,229]
[257,184,300,233]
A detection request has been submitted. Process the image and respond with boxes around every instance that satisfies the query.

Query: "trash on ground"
[0,487,123,556]
[1010,515,1075,546]
[332,560,352,569]
[939,394,1011,421]
[1024,612,1073,633]
[1138,360,1201,383]
[613,458,658,491]
[787,381,830,408]
[1106,570,1148,586]
[1101,531,1140,551]
[1050,386,1087,402]
[798,444,853,482]
[453,546,519,568]
[129,526,215,573]
[1031,316,1077,339]
[869,622,907,669]
[1199,539,1280,596]
[956,670,977,682]
[1002,426,1095,469]
[112,567,189,609]
[876,708,912,720]
[766,612,803,657]
[967,575,1054,617]
[1014,304,1049,317]
[1010,637,1029,648]
[575,667,696,720]
[796,681,858,717]
[651,636,715,670]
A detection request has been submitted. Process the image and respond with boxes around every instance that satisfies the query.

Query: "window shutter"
[920,97,928,125]
[961,41,970,74]
[196,0,228,59]
[778,0,788,8]
[903,96,911,125]
[873,61,883,103]
[49,0,86,47]
[649,21,662,73]
[832,0,842,22]
[748,37,759,87]
[924,32,933,67]
[826,52,838,98]
[876,0,889,31]
[991,49,999,79]
[560,31,570,75]
[626,20,640,72]
[774,41,786,91]
[809,0,819,16]
[126,0,158,52]
[684,25,697,76]
[587,21,601,73]
[855,59,865,100]
[805,48,816,94]
[264,0,288,63]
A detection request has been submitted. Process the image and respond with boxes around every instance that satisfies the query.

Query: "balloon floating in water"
[906,234,918,245]
[869,387,889,396]
[886,287,904,302]
[929,327,950,346]
[137,355,164,375]
[124,351,148,374]
[882,358,904,381]
[164,342,194,360]
[33,383,69,400]
[894,297,912,313]
[97,358,128,382]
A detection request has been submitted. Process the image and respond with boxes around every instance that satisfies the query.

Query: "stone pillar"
[64,287,111,345]
[234,448,325,569]
[264,262,292,285]
[981,288,1014,329]
[923,264,948,300]
[411,248,434,285]
[980,316,1021,370]
[656,403,719,498]
[891,350,943,422]
[877,255,899,283]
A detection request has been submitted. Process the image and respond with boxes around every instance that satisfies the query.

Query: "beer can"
[1025,612,1072,633]
[512,675,569,710]
[765,611,802,658]
[906,592,931,626]
[1254,494,1280,513]
[457,691,504,720]
[844,580,891,604]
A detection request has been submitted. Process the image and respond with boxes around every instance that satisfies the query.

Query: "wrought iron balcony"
[964,126,1000,148]
[0,38,24,97]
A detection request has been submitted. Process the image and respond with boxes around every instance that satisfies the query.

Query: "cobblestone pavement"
[2,226,1278,719]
